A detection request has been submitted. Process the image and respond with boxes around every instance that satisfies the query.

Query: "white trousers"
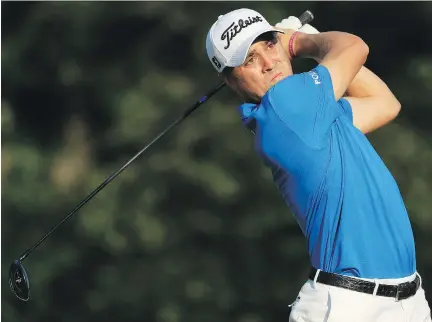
[289,272,432,322]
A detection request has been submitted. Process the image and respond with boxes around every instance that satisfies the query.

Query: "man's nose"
[262,54,275,72]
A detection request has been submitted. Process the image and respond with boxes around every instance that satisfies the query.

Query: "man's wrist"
[292,32,322,62]
[288,31,300,58]
[287,32,321,62]
[278,28,298,60]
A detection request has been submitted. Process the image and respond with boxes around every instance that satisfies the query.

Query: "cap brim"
[226,27,285,68]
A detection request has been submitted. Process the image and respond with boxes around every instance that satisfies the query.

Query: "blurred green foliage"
[2,2,432,321]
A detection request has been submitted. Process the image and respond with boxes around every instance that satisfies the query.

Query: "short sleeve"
[261,65,341,146]
[337,97,353,123]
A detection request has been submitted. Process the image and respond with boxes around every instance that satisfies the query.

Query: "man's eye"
[268,41,275,48]
[245,57,256,65]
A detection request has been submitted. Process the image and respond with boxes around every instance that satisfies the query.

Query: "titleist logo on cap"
[221,16,263,49]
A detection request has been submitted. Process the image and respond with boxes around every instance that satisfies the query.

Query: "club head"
[9,260,30,302]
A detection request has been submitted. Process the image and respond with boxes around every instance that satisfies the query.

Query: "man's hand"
[275,16,319,34]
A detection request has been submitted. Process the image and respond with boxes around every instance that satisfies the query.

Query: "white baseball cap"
[206,8,285,73]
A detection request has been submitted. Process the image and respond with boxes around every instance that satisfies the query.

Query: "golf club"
[8,10,314,302]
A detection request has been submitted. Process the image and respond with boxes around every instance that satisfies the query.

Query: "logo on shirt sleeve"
[308,71,321,85]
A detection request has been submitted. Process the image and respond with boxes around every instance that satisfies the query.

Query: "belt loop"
[372,279,379,296]
[313,269,321,287]
[417,272,422,288]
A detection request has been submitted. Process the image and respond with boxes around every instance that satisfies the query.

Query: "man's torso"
[238,65,416,279]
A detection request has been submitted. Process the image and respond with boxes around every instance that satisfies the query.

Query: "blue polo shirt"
[238,65,416,279]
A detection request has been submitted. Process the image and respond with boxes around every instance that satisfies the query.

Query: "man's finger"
[299,24,320,34]
[275,16,302,30]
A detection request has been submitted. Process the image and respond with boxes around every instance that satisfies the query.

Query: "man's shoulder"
[264,65,333,105]
[263,73,307,106]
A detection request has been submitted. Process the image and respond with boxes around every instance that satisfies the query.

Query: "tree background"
[2,2,432,321]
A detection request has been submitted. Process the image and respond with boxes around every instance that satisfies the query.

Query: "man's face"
[225,32,293,103]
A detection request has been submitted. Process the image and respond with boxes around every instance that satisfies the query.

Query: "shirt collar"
[238,102,259,126]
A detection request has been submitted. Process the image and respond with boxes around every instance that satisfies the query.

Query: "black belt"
[309,268,420,301]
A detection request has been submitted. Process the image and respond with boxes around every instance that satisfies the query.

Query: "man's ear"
[221,73,236,91]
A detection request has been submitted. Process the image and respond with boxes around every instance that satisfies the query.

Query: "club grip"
[298,10,314,26]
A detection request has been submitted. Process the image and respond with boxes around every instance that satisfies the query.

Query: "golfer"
[205,8,431,321]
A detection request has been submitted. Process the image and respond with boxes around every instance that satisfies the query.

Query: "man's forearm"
[292,31,362,63]
[345,66,395,99]
[292,33,329,62]
[280,30,328,61]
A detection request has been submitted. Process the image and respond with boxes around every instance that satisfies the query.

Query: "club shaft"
[19,81,226,262]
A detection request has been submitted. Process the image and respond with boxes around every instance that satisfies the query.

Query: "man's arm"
[280,30,400,133]
[291,31,369,101]
[342,66,401,134]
